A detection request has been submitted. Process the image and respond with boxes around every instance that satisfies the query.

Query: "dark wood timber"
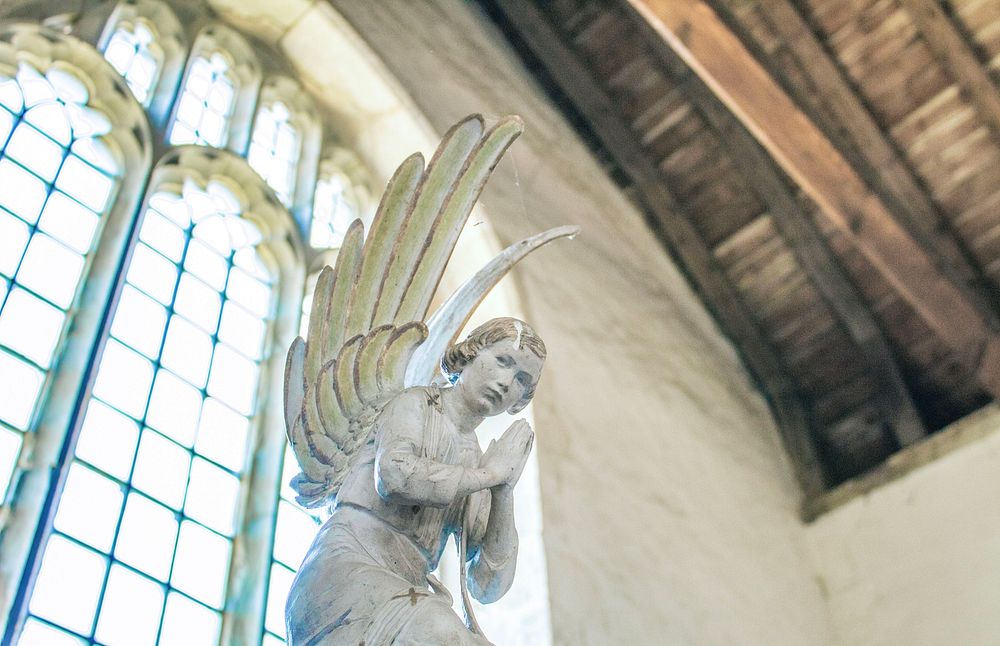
[625,0,1000,400]
[634,35,928,446]
[490,0,827,495]
[899,0,1000,145]
[706,0,1000,327]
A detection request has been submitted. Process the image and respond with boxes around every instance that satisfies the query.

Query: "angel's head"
[442,317,546,415]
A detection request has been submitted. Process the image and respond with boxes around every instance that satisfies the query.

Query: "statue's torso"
[334,389,482,569]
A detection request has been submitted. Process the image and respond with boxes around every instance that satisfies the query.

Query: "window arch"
[23,150,303,645]
[0,5,386,645]
[167,24,260,153]
[247,76,320,218]
[0,61,122,496]
[98,0,186,127]
[308,147,374,249]
[0,24,152,634]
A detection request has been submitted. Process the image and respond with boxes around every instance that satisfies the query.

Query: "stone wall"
[324,2,833,644]
[806,405,1000,646]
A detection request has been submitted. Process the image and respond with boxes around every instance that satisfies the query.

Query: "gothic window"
[26,179,278,645]
[102,19,161,106]
[0,7,382,646]
[248,100,299,206]
[308,151,372,249]
[168,51,235,148]
[0,62,121,501]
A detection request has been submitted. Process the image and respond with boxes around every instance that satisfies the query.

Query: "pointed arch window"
[248,101,300,206]
[25,179,278,644]
[169,52,236,148]
[308,154,371,250]
[102,19,162,106]
[0,62,121,501]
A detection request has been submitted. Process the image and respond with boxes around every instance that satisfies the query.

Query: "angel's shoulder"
[380,386,442,419]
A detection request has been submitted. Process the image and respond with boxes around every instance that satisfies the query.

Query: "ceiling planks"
[617,7,927,446]
[490,0,827,496]
[625,0,1000,400]
[706,0,1000,328]
[898,0,1000,144]
[650,53,928,447]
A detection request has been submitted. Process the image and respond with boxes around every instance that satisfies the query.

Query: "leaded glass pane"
[52,463,123,553]
[19,618,87,646]
[103,21,162,106]
[248,101,300,205]
[94,564,165,646]
[28,536,107,635]
[159,592,221,646]
[169,53,235,147]
[309,171,360,249]
[31,183,277,642]
[0,61,121,505]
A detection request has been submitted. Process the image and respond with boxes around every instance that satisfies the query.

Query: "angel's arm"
[374,390,500,508]
[465,486,518,603]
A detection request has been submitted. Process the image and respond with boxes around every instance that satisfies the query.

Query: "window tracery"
[0,61,121,501]
[27,177,279,645]
[309,149,373,249]
[0,6,388,646]
[102,19,160,106]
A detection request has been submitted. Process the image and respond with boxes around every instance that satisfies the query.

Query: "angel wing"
[283,114,578,508]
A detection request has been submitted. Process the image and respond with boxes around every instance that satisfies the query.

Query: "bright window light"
[0,62,120,501]
[169,53,235,147]
[103,20,162,106]
[29,183,276,641]
[309,171,361,248]
[248,101,300,205]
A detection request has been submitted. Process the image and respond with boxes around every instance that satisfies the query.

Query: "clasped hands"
[479,419,534,491]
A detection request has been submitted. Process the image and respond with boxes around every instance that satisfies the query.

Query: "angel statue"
[282,114,577,645]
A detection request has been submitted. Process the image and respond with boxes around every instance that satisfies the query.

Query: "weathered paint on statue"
[287,318,543,644]
[281,114,577,645]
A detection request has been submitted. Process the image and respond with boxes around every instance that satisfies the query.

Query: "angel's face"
[458,340,543,417]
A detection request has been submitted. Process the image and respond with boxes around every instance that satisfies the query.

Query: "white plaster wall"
[319,2,834,644]
[806,405,1000,646]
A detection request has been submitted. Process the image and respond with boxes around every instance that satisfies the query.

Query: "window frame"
[0,21,154,641]
[97,0,187,130]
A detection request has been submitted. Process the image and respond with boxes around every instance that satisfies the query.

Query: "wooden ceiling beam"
[711,0,1000,327]
[626,0,1000,401]
[636,38,927,446]
[489,0,826,495]
[899,0,1000,144]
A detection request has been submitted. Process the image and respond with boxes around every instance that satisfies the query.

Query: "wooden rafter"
[702,97,927,446]
[488,0,826,495]
[707,0,1000,327]
[899,0,1000,144]
[629,30,927,446]
[626,0,1000,400]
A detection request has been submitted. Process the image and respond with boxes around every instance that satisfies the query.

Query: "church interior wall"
[805,404,1000,646]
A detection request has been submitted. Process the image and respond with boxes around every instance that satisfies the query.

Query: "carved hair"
[441,317,546,414]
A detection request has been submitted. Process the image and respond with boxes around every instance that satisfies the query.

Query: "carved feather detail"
[282,114,577,508]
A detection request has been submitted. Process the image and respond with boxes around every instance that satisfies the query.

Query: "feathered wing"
[283,114,578,508]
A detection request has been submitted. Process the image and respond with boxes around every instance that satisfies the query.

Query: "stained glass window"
[248,101,300,206]
[0,62,119,502]
[308,171,359,249]
[103,20,161,106]
[169,53,235,148]
[26,180,276,644]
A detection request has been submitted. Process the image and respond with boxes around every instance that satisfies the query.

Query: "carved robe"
[285,387,515,645]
